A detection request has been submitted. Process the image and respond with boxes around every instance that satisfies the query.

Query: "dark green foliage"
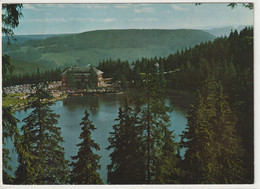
[2,3,253,184]
[134,61,181,184]
[2,54,14,77]
[70,109,103,184]
[164,27,253,92]
[14,86,69,184]
[2,106,19,142]
[3,29,215,74]
[2,106,20,184]
[3,68,62,87]
[181,80,219,183]
[158,61,166,88]
[89,66,98,89]
[214,83,245,183]
[107,100,146,184]
[164,27,254,183]
[98,59,132,81]
[228,3,253,10]
[181,79,245,184]
[97,59,131,89]
[132,65,142,85]
[2,149,14,184]
[2,4,23,43]
[14,126,38,184]
[120,75,128,90]
[107,60,181,184]
[2,21,21,182]
[25,29,215,52]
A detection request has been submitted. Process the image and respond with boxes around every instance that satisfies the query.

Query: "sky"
[9,3,254,35]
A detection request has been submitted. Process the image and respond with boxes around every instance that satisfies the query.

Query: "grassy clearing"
[2,93,27,107]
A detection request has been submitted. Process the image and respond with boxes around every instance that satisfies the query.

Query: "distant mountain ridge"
[204,25,252,37]
[3,29,216,75]
[2,34,66,44]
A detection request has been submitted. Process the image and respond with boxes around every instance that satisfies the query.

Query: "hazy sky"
[12,3,254,35]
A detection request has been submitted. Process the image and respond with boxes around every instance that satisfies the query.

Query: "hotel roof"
[61,64,103,76]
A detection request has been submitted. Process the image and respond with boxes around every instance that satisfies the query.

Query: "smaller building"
[61,65,104,89]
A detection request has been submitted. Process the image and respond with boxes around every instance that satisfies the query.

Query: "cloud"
[114,4,130,9]
[44,4,66,8]
[134,7,154,13]
[171,5,189,11]
[23,4,40,11]
[132,18,158,22]
[24,18,66,23]
[71,4,108,9]
[23,17,115,23]
[24,4,66,10]
[89,18,115,23]
[76,18,115,23]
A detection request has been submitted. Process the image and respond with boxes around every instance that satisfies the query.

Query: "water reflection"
[167,90,195,116]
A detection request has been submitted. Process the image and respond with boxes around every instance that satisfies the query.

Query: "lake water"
[6,91,193,184]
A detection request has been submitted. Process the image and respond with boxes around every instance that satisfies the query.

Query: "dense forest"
[2,2,254,185]
[98,27,254,183]
[3,26,254,184]
[2,68,62,87]
[2,29,215,74]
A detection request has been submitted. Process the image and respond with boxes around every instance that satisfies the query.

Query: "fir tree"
[2,52,21,184]
[2,5,23,183]
[135,60,181,184]
[159,62,166,88]
[120,74,128,90]
[132,66,142,86]
[69,109,103,184]
[2,107,20,184]
[181,92,218,183]
[107,100,146,184]
[14,125,38,184]
[14,85,69,184]
[213,82,244,183]
[181,79,245,183]
[89,66,98,89]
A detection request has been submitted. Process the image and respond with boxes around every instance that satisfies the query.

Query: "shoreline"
[7,89,193,112]
[12,94,68,112]
[9,90,125,112]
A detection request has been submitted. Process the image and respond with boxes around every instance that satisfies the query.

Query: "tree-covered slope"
[26,29,215,50]
[3,29,215,75]
[2,34,65,44]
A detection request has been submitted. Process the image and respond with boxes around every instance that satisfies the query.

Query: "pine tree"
[89,66,98,89]
[181,92,218,183]
[107,100,146,184]
[213,82,244,183]
[159,62,166,88]
[14,85,69,184]
[120,74,128,90]
[181,79,245,183]
[151,124,181,184]
[2,54,21,184]
[135,60,181,184]
[133,66,142,86]
[2,107,20,184]
[14,125,38,184]
[69,109,103,184]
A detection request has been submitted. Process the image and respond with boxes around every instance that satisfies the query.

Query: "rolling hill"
[2,34,66,44]
[204,25,252,37]
[2,29,216,75]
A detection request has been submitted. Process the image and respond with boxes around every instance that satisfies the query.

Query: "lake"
[6,91,193,184]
